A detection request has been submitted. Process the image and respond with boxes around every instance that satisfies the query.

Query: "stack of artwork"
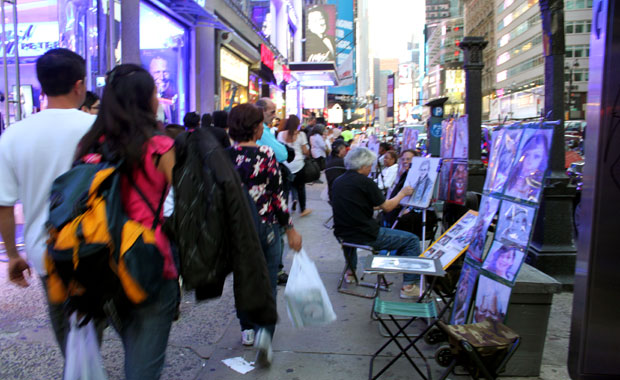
[449,122,555,325]
[421,210,478,269]
[439,115,469,205]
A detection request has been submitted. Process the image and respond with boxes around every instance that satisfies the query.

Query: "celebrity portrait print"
[489,127,524,194]
[466,196,501,262]
[473,275,512,323]
[504,128,553,203]
[451,263,478,325]
[495,201,536,247]
[483,128,505,192]
[482,241,525,283]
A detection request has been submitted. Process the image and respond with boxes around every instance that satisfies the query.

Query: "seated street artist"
[331,147,422,299]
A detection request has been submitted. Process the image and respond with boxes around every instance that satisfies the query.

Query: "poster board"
[400,157,441,208]
[421,210,478,269]
[451,121,556,325]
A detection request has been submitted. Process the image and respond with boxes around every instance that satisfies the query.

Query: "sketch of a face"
[521,142,545,175]
[497,202,534,245]
[419,160,430,178]
[504,210,528,240]
[308,11,327,36]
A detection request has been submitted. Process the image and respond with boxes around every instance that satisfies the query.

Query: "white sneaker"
[254,328,273,367]
[241,329,255,346]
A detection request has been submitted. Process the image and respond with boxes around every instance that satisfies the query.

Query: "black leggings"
[291,170,307,212]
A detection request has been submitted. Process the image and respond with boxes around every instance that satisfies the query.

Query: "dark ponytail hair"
[75,64,159,172]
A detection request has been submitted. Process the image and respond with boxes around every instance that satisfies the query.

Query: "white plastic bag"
[64,312,107,380]
[284,249,337,328]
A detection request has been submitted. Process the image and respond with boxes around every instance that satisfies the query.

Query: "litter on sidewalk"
[221,357,255,374]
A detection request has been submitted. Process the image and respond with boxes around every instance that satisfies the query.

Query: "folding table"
[365,256,447,380]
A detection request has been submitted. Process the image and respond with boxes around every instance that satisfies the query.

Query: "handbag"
[302,157,321,183]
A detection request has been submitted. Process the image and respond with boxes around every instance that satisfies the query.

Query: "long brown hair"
[284,115,301,143]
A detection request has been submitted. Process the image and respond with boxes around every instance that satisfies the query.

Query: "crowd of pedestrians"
[0,48,425,379]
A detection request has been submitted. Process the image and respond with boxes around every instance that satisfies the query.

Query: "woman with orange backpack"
[75,64,178,380]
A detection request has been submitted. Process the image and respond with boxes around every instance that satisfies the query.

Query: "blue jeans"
[237,222,281,337]
[116,279,179,380]
[344,227,421,284]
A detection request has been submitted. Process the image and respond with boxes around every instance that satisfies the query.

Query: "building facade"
[464,0,495,120]
[424,17,465,115]
[491,0,592,121]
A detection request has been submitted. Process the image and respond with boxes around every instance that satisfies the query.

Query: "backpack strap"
[128,179,168,230]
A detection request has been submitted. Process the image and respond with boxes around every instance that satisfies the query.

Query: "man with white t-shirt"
[0,48,96,355]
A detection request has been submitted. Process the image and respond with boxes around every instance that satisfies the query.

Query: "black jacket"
[325,156,346,202]
[167,128,276,326]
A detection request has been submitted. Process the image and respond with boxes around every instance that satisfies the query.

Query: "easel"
[392,204,435,297]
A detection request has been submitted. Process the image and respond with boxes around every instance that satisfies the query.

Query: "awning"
[289,62,339,87]
[159,0,230,30]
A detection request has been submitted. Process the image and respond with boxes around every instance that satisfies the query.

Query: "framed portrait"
[495,201,536,247]
[422,210,478,269]
[472,274,512,323]
[483,128,505,192]
[489,127,524,194]
[442,160,467,205]
[401,157,441,208]
[450,262,478,325]
[504,127,554,203]
[482,241,526,283]
[440,118,455,158]
[466,196,501,262]
[453,115,469,159]
[438,159,451,201]
[402,127,419,151]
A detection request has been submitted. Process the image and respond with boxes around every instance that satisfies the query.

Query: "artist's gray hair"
[345,147,377,170]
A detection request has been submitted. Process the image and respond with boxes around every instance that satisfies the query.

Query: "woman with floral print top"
[227,103,302,365]
[230,144,293,228]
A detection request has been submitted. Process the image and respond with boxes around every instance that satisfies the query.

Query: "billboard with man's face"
[304,5,337,63]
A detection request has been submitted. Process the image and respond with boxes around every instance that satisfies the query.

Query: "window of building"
[575,23,584,33]
[566,23,574,34]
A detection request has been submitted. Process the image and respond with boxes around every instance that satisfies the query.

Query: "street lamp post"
[565,60,579,120]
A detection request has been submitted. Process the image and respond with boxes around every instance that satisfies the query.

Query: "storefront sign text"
[1,22,59,58]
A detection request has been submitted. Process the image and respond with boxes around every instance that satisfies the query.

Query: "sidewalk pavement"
[0,181,571,379]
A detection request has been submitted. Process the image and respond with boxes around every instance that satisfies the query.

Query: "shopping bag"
[284,249,337,328]
[64,312,107,380]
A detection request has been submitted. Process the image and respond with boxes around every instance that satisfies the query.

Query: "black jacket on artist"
[165,128,277,326]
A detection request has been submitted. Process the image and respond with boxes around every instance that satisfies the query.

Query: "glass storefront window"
[221,79,248,111]
[139,2,189,125]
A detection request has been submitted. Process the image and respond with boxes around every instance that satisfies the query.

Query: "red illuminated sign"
[282,64,291,83]
[261,44,274,71]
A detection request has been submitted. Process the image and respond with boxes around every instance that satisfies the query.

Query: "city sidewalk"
[0,182,571,379]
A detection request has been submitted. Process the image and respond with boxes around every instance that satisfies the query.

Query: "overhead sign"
[1,22,60,58]
[304,4,336,63]
[327,0,355,95]
[220,48,249,87]
[260,44,275,71]
[387,74,395,118]
[283,64,292,83]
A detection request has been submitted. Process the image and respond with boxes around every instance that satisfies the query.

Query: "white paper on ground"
[221,357,255,374]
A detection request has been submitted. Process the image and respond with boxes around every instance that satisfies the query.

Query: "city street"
[0,183,571,380]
